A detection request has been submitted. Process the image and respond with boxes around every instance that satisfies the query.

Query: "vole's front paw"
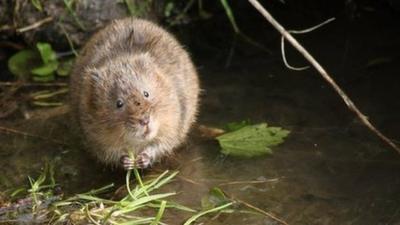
[120,155,134,170]
[135,152,152,169]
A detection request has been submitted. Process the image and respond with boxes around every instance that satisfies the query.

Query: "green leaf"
[36,42,57,65]
[57,58,74,76]
[216,123,290,157]
[7,50,40,78]
[31,62,58,76]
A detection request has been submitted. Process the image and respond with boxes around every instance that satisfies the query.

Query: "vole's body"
[70,18,199,169]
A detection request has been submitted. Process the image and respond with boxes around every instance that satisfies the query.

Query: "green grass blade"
[144,170,169,188]
[148,200,196,213]
[119,217,155,225]
[126,169,137,199]
[147,171,178,192]
[119,193,176,209]
[219,0,240,33]
[183,202,233,225]
[76,194,117,204]
[133,168,149,196]
[63,0,86,30]
[150,200,167,225]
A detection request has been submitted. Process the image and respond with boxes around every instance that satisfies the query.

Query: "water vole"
[69,18,200,169]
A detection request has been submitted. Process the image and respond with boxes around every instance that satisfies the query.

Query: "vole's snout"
[139,115,150,126]
[127,114,150,127]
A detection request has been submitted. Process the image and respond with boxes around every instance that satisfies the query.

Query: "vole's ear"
[127,29,160,50]
[127,29,144,47]
[84,67,102,84]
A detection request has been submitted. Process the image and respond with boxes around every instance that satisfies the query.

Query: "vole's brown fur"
[69,18,199,169]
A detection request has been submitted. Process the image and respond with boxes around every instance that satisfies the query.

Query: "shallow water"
[1,8,400,225]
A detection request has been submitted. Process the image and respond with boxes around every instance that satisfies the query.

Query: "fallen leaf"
[216,123,289,157]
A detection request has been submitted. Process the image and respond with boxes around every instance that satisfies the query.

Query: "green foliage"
[31,42,58,81]
[217,123,290,157]
[7,50,39,79]
[8,42,73,82]
[57,58,74,76]
[1,162,234,225]
[36,42,57,65]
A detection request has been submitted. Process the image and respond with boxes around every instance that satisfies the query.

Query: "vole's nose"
[139,116,149,126]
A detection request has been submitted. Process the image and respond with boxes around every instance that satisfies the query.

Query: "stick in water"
[248,0,400,154]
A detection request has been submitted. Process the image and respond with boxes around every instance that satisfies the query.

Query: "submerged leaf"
[201,187,229,210]
[183,202,233,225]
[216,123,290,157]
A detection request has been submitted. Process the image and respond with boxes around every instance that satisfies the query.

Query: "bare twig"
[16,16,53,33]
[0,24,14,32]
[234,197,289,225]
[288,18,336,34]
[0,41,25,50]
[0,126,67,146]
[59,22,79,56]
[248,0,400,154]
[281,36,309,71]
[177,175,202,185]
[0,82,68,87]
[218,178,279,186]
[281,18,335,71]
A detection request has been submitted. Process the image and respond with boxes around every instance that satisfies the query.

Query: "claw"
[135,152,151,169]
[120,155,134,170]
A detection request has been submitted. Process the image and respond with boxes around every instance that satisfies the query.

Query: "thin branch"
[281,36,309,71]
[248,0,400,154]
[234,198,289,225]
[0,24,14,32]
[0,41,25,50]
[218,178,279,186]
[288,18,336,34]
[0,82,68,87]
[59,22,79,57]
[0,126,67,146]
[281,18,335,71]
[16,16,53,33]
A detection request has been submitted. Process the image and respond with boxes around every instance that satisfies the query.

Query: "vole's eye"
[143,91,149,98]
[116,99,124,108]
